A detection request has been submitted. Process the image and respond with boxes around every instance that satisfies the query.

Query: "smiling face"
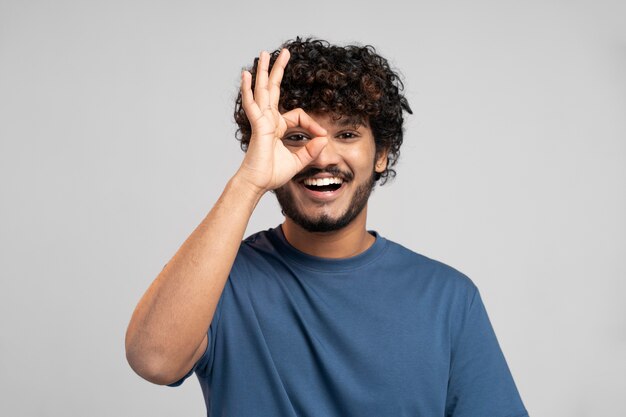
[274,113,388,233]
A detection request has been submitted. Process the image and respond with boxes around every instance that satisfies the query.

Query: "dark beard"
[274,170,376,233]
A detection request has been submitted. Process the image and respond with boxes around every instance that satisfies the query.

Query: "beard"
[274,168,377,233]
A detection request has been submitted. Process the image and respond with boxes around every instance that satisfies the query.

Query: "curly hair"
[234,37,412,184]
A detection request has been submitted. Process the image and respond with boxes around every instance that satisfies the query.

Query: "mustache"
[292,166,353,182]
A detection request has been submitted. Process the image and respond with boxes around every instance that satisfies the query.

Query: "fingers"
[282,108,329,171]
[282,108,328,137]
[253,51,271,110]
[240,71,263,122]
[242,49,290,124]
[292,136,328,169]
[268,49,290,110]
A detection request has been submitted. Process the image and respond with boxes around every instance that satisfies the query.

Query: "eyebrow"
[335,115,367,128]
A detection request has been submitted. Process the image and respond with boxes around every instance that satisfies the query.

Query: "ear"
[374,148,389,174]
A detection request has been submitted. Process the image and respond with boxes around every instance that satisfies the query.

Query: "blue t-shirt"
[172,226,528,417]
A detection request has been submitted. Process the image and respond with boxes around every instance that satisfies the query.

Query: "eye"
[337,131,359,140]
[283,132,310,142]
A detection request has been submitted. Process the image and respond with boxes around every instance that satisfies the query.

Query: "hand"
[235,49,328,195]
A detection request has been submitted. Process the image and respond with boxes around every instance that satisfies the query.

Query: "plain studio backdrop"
[1,0,624,416]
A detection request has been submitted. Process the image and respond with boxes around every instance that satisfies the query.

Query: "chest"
[215,270,452,413]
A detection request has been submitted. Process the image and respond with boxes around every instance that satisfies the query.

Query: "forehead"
[309,112,369,129]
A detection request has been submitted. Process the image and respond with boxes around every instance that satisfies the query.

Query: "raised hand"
[236,49,328,194]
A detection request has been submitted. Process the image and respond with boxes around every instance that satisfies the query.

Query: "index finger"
[268,49,290,110]
[282,108,327,137]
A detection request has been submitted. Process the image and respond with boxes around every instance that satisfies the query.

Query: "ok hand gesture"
[236,49,328,195]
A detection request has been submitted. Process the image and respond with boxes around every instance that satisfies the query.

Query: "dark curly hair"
[234,37,412,184]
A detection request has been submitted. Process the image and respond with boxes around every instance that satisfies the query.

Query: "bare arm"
[125,49,327,385]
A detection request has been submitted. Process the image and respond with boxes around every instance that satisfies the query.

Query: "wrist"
[229,172,268,203]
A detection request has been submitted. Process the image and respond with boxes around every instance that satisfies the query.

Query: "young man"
[126,38,529,417]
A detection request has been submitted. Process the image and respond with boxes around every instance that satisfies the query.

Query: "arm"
[125,49,328,385]
[445,288,528,416]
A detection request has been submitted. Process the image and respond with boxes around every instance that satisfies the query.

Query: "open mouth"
[301,177,344,192]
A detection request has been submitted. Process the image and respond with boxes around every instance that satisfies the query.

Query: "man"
[126,38,529,417]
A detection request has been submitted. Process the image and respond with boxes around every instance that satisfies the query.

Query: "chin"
[275,173,376,233]
[289,212,357,233]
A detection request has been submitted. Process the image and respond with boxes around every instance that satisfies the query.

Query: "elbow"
[125,335,184,386]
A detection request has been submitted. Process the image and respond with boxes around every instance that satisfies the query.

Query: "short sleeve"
[445,288,529,417]
[166,339,210,387]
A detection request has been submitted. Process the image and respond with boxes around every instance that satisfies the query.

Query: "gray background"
[1,0,624,416]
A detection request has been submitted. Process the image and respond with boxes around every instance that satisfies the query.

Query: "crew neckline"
[266,225,388,273]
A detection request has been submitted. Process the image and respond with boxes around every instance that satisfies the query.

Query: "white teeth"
[303,177,343,186]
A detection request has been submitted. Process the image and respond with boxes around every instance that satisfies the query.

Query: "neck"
[281,207,375,259]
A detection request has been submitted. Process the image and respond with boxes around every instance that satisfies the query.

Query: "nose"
[310,137,341,168]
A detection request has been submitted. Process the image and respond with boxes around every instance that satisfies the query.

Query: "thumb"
[292,136,328,168]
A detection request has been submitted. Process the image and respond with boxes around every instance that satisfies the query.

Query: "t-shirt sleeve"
[445,287,529,417]
[166,337,210,387]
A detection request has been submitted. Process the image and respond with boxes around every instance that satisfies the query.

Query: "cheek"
[285,182,308,203]
[349,148,377,173]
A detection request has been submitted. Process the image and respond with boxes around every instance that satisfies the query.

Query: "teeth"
[303,177,343,186]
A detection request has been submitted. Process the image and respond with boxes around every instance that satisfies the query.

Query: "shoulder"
[380,236,478,296]
[228,228,285,276]
[375,236,480,331]
[237,228,283,260]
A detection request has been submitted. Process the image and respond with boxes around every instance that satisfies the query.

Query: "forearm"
[125,174,263,383]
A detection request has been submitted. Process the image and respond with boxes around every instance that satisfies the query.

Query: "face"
[274,113,388,233]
